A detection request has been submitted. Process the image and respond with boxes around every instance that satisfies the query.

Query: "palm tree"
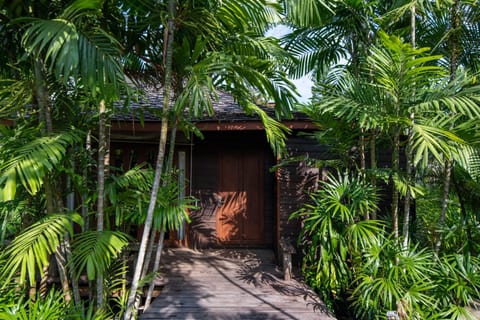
[415,0,480,254]
[282,0,376,80]
[309,32,480,241]
[20,0,128,308]
[121,0,298,317]
[0,0,132,311]
[291,171,382,311]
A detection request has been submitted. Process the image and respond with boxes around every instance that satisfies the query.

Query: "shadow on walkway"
[140,248,334,320]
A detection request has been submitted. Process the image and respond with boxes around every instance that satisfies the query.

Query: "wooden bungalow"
[110,88,330,260]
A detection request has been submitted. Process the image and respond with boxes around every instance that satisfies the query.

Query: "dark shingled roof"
[113,86,309,123]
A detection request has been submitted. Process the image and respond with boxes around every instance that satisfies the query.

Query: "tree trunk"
[402,134,413,250]
[402,4,417,250]
[144,230,165,310]
[34,58,73,302]
[55,246,72,302]
[96,99,107,309]
[82,131,92,232]
[392,132,400,240]
[435,161,452,253]
[402,4,416,250]
[124,1,176,318]
[359,129,366,171]
[34,59,55,215]
[370,131,377,220]
[143,126,178,310]
[436,0,460,255]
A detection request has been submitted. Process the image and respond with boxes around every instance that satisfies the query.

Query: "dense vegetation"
[1,0,480,319]
[286,1,480,319]
[0,0,295,319]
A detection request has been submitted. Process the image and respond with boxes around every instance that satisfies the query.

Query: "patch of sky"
[266,25,313,104]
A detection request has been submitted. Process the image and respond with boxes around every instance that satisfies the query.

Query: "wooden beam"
[111,120,317,133]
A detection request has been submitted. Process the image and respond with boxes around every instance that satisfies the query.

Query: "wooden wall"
[189,131,275,249]
[276,133,333,253]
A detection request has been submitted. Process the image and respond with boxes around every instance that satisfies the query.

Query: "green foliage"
[104,256,130,319]
[19,0,126,99]
[293,168,480,318]
[351,241,436,319]
[152,172,194,233]
[244,102,291,156]
[70,230,131,281]
[291,171,382,306]
[0,213,82,287]
[68,303,113,320]
[104,164,154,229]
[0,125,81,201]
[0,79,33,118]
[0,200,26,243]
[431,254,480,320]
[285,1,480,319]
[0,289,67,320]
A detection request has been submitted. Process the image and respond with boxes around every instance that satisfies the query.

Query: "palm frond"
[0,213,82,287]
[0,289,67,320]
[70,230,131,281]
[412,119,465,167]
[218,0,281,34]
[244,102,291,157]
[454,145,480,183]
[152,175,194,232]
[0,127,80,200]
[0,79,33,118]
[282,0,335,27]
[21,3,126,99]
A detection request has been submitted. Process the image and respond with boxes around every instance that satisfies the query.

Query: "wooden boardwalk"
[140,248,335,320]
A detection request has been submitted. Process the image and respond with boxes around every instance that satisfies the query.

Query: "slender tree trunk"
[82,131,92,232]
[452,169,472,249]
[34,58,73,301]
[401,3,417,251]
[144,230,165,310]
[138,122,177,289]
[392,132,400,240]
[359,131,368,219]
[39,266,49,299]
[370,131,377,220]
[359,129,366,171]
[436,0,459,255]
[402,134,413,250]
[34,59,55,215]
[96,99,107,309]
[435,160,452,253]
[55,246,72,302]
[124,1,176,318]
[144,126,178,310]
[134,223,157,312]
[66,169,81,305]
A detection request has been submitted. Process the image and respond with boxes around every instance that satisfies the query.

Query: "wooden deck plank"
[140,248,334,320]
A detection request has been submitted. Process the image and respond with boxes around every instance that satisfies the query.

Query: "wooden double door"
[216,151,264,245]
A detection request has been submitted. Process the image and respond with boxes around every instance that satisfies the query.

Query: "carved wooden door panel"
[216,151,264,245]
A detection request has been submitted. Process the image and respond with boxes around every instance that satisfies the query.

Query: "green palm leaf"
[218,0,281,34]
[244,102,291,157]
[283,0,335,27]
[0,213,82,287]
[70,230,131,281]
[0,289,67,320]
[20,0,125,99]
[0,127,80,201]
[412,121,465,167]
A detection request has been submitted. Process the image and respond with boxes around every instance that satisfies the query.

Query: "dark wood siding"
[277,134,333,252]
